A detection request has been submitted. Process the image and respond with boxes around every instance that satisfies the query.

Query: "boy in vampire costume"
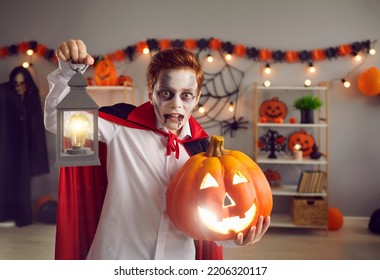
[44,39,270,260]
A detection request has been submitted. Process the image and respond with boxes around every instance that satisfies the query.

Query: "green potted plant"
[293,95,322,123]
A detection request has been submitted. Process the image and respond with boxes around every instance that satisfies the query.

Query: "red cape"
[55,102,223,260]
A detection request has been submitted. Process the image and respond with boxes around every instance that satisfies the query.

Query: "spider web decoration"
[192,51,247,137]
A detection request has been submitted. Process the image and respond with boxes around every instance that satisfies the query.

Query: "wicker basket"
[291,197,327,226]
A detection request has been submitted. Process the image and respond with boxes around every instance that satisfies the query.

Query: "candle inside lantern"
[293,144,303,160]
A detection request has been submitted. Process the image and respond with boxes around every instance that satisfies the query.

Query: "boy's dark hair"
[146,48,204,94]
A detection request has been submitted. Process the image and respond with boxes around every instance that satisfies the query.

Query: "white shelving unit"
[253,82,329,231]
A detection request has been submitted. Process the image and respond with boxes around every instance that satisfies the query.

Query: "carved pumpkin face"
[259,97,287,122]
[94,58,118,86]
[288,129,315,156]
[166,135,272,241]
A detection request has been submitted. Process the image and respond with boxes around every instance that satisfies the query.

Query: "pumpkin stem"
[206,135,227,157]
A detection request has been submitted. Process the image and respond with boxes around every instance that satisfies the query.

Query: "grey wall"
[0,0,379,217]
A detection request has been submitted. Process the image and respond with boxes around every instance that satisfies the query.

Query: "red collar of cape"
[98,102,209,157]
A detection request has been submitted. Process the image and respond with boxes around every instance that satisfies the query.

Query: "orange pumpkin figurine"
[328,207,343,230]
[259,96,287,123]
[94,57,118,86]
[166,135,273,241]
[287,129,316,157]
[274,117,283,124]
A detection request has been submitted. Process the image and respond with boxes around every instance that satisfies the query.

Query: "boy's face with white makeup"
[149,68,200,136]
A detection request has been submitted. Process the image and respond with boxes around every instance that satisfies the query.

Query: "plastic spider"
[221,116,248,137]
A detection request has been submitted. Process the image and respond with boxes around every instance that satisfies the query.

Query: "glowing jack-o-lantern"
[259,96,288,123]
[287,129,315,157]
[166,135,272,241]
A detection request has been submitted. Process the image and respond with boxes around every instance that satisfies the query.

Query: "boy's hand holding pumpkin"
[235,216,270,246]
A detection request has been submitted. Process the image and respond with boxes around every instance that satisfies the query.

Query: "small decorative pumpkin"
[86,77,93,86]
[35,195,57,224]
[94,57,118,86]
[287,129,315,156]
[274,117,283,124]
[166,135,272,241]
[259,96,288,123]
[117,75,134,87]
[328,207,343,231]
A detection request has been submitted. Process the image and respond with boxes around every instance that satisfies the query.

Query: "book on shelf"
[297,170,326,193]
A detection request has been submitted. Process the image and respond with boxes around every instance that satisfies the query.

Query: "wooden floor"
[0,217,379,260]
[225,217,380,260]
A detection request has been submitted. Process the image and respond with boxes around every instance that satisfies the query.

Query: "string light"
[341,79,351,88]
[26,49,34,56]
[198,104,205,114]
[308,62,316,73]
[4,39,374,99]
[143,47,150,54]
[264,63,271,74]
[354,53,362,62]
[207,53,214,63]
[0,39,373,66]
[228,102,234,112]
[22,62,30,68]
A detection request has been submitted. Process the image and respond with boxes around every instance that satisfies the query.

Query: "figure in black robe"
[0,66,49,227]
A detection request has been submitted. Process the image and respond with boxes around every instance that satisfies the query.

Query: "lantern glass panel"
[63,110,93,153]
[56,108,99,167]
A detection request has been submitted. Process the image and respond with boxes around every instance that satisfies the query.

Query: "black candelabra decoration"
[258,129,286,159]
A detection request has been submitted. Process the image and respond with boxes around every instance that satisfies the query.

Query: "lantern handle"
[69,61,89,72]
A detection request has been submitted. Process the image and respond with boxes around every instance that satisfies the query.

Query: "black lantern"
[56,65,100,166]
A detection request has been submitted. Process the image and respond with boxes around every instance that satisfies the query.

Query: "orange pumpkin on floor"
[94,57,118,86]
[328,207,343,230]
[166,135,272,241]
